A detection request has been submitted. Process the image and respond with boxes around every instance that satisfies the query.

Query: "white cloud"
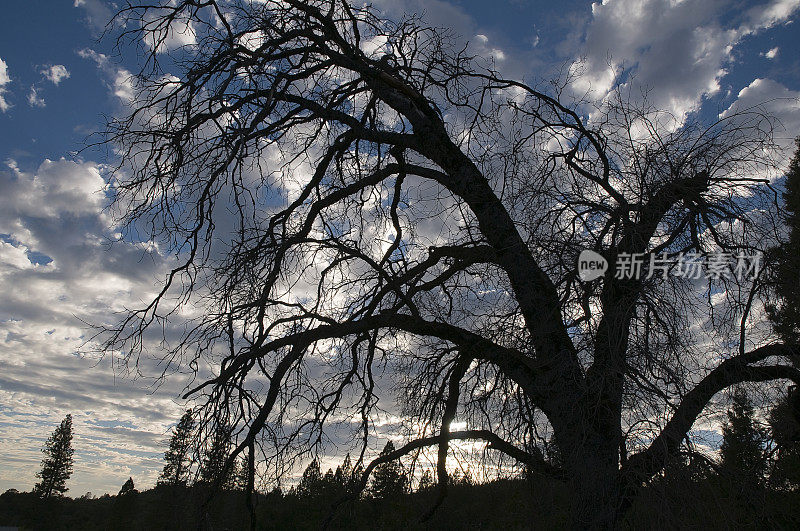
[571,0,800,120]
[0,57,11,112]
[40,64,71,85]
[747,0,800,28]
[721,77,800,167]
[73,0,114,32]
[142,12,197,53]
[78,48,134,104]
[0,240,36,270]
[762,46,780,59]
[0,158,187,495]
[27,86,45,108]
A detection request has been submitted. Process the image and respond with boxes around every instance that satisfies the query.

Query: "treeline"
[3,387,800,529]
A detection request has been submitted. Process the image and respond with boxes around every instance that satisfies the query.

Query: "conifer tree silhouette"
[33,414,74,498]
[158,409,195,486]
[369,442,408,499]
[719,388,767,489]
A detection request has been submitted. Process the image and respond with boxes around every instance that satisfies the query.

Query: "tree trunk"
[569,444,623,529]
[552,406,625,530]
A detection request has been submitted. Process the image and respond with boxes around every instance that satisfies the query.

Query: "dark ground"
[2,475,800,530]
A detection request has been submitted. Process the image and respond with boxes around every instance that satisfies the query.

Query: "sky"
[1,0,800,497]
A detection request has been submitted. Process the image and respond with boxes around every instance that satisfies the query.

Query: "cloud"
[0,240,37,270]
[762,46,780,59]
[26,86,45,108]
[571,0,800,120]
[721,77,800,164]
[73,0,114,32]
[40,65,70,85]
[0,157,189,495]
[78,49,134,104]
[0,57,11,112]
[142,12,197,53]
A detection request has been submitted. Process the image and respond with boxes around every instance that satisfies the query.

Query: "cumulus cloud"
[40,64,71,85]
[571,0,800,120]
[142,12,197,53]
[0,57,11,112]
[721,77,800,166]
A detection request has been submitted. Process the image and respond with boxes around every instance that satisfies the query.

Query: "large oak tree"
[101,0,799,526]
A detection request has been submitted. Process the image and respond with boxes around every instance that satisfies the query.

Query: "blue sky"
[1,0,800,496]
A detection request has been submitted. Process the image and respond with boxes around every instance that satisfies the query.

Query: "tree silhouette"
[768,385,800,489]
[296,458,323,498]
[767,138,800,344]
[334,453,362,498]
[33,414,74,498]
[418,470,434,491]
[158,409,195,486]
[764,139,800,489]
[199,423,235,488]
[719,388,767,489]
[369,442,408,499]
[100,0,800,525]
[118,477,137,496]
[232,456,251,491]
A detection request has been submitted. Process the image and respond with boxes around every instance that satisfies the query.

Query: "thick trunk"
[568,442,623,529]
[550,395,627,529]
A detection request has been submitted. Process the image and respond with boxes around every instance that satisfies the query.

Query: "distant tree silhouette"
[766,138,800,344]
[118,477,137,496]
[296,458,323,498]
[764,139,800,490]
[33,414,74,498]
[333,458,348,487]
[719,388,768,489]
[334,453,362,498]
[450,468,473,486]
[232,456,251,491]
[418,470,434,491]
[199,423,235,488]
[369,442,408,499]
[158,409,195,486]
[769,387,800,488]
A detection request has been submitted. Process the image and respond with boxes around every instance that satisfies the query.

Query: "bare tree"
[99,0,799,526]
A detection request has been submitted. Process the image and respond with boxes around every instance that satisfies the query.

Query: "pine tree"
[158,409,195,486]
[199,422,234,487]
[118,477,137,496]
[296,458,322,498]
[232,456,251,491]
[768,387,800,488]
[369,441,408,499]
[33,414,74,498]
[332,453,361,498]
[765,139,800,489]
[719,388,767,488]
[766,137,800,344]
